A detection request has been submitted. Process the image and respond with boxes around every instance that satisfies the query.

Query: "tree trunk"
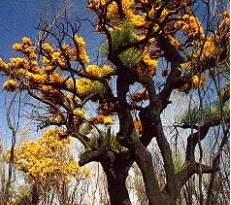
[31,183,39,205]
[103,166,131,205]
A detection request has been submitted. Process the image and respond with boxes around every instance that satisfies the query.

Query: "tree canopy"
[0,0,229,205]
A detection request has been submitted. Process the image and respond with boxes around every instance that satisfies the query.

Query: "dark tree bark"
[101,151,132,205]
[80,150,132,205]
[103,167,131,205]
[31,183,39,205]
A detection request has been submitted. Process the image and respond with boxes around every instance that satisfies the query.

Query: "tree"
[4,129,90,205]
[0,0,229,204]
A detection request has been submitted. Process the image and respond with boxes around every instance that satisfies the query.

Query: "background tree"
[4,128,90,205]
[0,0,229,204]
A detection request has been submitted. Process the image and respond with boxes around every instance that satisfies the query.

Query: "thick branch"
[175,161,220,194]
[79,150,101,166]
[157,36,184,110]
[185,117,229,161]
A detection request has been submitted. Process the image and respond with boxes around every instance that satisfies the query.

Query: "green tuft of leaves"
[87,129,124,152]
[173,153,188,174]
[118,47,141,68]
[178,103,230,125]
[110,20,137,52]
[96,20,141,68]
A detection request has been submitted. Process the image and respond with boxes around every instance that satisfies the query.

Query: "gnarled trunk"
[104,167,131,205]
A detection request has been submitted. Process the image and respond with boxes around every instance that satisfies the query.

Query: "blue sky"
[0,0,102,145]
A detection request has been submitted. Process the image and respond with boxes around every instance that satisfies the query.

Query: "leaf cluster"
[179,103,230,125]
[87,129,124,152]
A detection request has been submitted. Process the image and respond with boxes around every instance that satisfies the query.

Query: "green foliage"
[96,20,141,68]
[111,20,141,68]
[87,129,124,152]
[179,105,201,125]
[173,153,187,174]
[93,81,105,93]
[118,47,141,68]
[205,104,229,120]
[96,42,108,57]
[110,20,137,52]
[179,103,230,125]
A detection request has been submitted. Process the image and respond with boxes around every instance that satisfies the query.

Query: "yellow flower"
[51,51,61,60]
[73,35,89,64]
[87,0,108,9]
[79,52,89,64]
[24,46,34,54]
[8,57,26,67]
[142,54,158,73]
[60,43,70,51]
[101,64,113,77]
[130,14,146,27]
[160,8,170,22]
[202,36,217,58]
[22,37,32,45]
[192,75,206,88]
[3,79,17,92]
[12,43,22,51]
[182,15,204,38]
[168,35,180,48]
[86,64,101,77]
[42,56,50,65]
[49,73,63,84]
[74,35,85,46]
[66,78,94,96]
[153,24,159,32]
[26,72,47,83]
[73,109,86,119]
[103,116,112,125]
[42,43,53,53]
[0,57,6,67]
[76,78,94,96]
[107,2,118,18]
[179,62,191,70]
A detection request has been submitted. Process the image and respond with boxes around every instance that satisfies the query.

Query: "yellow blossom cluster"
[42,42,54,53]
[6,129,89,181]
[86,65,101,77]
[101,64,114,77]
[3,35,91,96]
[3,79,17,92]
[191,35,218,60]
[85,64,113,77]
[0,57,7,68]
[168,35,181,49]
[88,0,108,9]
[181,15,204,38]
[65,77,105,97]
[130,14,146,27]
[8,57,28,68]
[73,108,86,119]
[12,37,37,59]
[74,35,89,64]
[200,36,218,59]
[141,54,158,76]
[192,74,206,88]
[90,115,113,125]
[103,0,147,28]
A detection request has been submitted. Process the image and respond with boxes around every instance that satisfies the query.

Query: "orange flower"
[134,120,142,132]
